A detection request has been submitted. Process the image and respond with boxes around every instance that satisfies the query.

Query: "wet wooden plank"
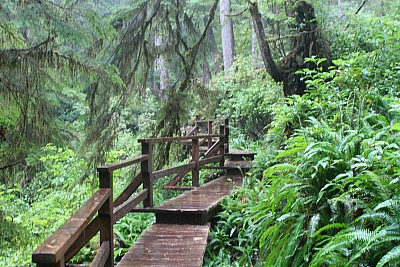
[226,149,256,161]
[224,160,253,168]
[155,176,241,209]
[91,241,110,267]
[153,175,242,224]
[117,224,209,267]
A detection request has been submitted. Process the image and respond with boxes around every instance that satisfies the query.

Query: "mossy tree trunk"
[249,0,332,96]
[220,0,235,77]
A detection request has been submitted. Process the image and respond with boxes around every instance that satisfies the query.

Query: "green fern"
[376,245,400,267]
[310,194,400,266]
[263,163,297,178]
[312,223,348,240]
[275,135,308,160]
[374,198,400,212]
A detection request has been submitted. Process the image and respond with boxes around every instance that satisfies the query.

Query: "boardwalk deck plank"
[117,224,209,267]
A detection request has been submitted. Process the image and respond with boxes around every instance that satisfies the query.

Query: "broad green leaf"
[390,122,400,131]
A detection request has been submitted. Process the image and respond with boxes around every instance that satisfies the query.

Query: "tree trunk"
[251,20,264,69]
[154,35,169,99]
[248,0,284,82]
[204,16,221,74]
[220,0,235,76]
[249,0,332,96]
[338,0,344,17]
[202,52,212,84]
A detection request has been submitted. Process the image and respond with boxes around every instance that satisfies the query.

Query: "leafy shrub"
[0,144,96,266]
[204,176,265,267]
[214,56,283,140]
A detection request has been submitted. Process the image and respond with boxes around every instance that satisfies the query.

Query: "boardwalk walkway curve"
[32,119,255,267]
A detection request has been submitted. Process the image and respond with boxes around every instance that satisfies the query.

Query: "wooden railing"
[32,119,229,267]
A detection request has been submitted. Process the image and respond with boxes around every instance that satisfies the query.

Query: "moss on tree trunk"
[249,0,332,96]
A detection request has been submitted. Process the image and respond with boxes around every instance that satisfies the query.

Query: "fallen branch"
[0,161,20,171]
[345,0,368,30]
[354,0,368,15]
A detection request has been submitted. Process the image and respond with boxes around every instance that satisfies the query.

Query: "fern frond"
[259,224,278,249]
[280,182,307,193]
[376,245,400,267]
[337,130,359,159]
[263,163,297,178]
[261,214,307,266]
[276,212,299,222]
[374,198,400,212]
[345,227,400,266]
[314,228,373,259]
[304,141,341,160]
[275,136,308,160]
[312,223,349,239]
[343,228,375,242]
[310,250,348,267]
[275,146,305,160]
[283,214,306,265]
[356,171,389,200]
[355,211,394,225]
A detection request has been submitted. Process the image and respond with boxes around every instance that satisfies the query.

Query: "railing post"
[192,138,199,187]
[98,171,114,267]
[207,120,213,149]
[142,142,153,207]
[195,115,200,133]
[219,124,226,168]
[224,118,229,154]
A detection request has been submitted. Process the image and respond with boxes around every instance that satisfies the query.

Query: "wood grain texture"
[32,188,111,264]
[117,224,209,267]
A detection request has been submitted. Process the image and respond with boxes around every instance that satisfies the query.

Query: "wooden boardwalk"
[32,119,255,267]
[119,174,243,266]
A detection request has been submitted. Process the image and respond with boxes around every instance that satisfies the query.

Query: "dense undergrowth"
[204,15,400,267]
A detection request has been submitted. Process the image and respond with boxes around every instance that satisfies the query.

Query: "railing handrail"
[32,188,111,264]
[194,118,224,123]
[97,154,149,172]
[138,133,222,143]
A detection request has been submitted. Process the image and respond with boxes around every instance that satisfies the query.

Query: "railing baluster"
[142,142,153,208]
[224,118,229,154]
[207,120,213,149]
[192,138,199,187]
[219,124,226,168]
[98,171,114,267]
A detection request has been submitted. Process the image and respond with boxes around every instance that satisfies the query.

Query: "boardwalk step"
[226,148,256,161]
[132,175,243,224]
[153,175,242,225]
[117,224,209,267]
